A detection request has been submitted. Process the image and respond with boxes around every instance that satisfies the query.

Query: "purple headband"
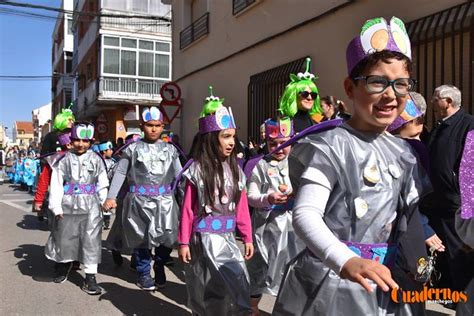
[387,99,423,132]
[265,117,295,141]
[346,17,412,74]
[199,106,237,134]
[58,133,71,146]
[71,123,94,140]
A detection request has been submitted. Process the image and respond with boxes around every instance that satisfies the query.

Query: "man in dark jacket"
[421,84,474,297]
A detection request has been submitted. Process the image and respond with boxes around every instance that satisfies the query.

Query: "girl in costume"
[178,87,254,315]
[278,57,324,132]
[246,117,305,314]
[22,149,40,193]
[98,141,116,230]
[103,106,182,290]
[46,123,108,295]
[273,17,430,315]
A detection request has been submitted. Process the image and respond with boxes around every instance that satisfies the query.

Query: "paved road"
[0,179,456,315]
[0,181,275,315]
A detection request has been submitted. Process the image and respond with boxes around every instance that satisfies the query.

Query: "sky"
[0,0,61,138]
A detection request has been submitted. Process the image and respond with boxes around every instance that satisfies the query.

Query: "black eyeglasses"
[352,75,416,95]
[299,91,318,99]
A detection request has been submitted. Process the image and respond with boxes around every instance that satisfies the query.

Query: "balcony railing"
[99,77,166,100]
[233,0,257,15]
[100,16,171,34]
[180,12,209,49]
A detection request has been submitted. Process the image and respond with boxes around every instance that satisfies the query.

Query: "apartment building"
[51,0,74,119]
[32,102,52,146]
[71,0,172,141]
[13,121,34,149]
[169,0,473,149]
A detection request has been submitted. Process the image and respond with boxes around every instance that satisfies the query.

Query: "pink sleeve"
[236,190,253,243]
[178,180,197,246]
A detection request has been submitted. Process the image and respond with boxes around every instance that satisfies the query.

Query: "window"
[155,54,169,78]
[233,0,257,15]
[67,18,74,35]
[65,52,73,73]
[102,35,171,79]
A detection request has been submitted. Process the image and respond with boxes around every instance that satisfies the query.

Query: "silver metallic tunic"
[45,151,107,264]
[184,161,252,316]
[121,141,181,249]
[246,157,304,296]
[273,124,430,316]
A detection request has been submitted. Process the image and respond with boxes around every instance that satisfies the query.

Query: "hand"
[340,257,398,293]
[267,192,288,205]
[103,199,117,211]
[178,246,192,263]
[33,202,42,212]
[55,214,64,220]
[425,234,445,252]
[248,141,255,149]
[244,243,254,260]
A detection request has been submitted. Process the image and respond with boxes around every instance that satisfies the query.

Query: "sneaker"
[81,274,102,295]
[111,250,123,266]
[53,262,72,284]
[136,274,156,291]
[153,263,166,289]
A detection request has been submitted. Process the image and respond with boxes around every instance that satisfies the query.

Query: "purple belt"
[194,215,236,234]
[342,240,397,266]
[129,184,172,196]
[63,183,96,195]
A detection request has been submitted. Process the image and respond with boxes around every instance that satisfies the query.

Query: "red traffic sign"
[160,82,181,103]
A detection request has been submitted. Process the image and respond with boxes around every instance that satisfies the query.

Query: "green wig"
[200,86,225,117]
[278,57,323,118]
[53,108,75,131]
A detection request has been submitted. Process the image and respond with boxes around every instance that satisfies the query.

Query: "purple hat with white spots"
[346,17,412,74]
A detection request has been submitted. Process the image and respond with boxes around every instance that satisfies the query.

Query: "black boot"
[81,274,102,295]
[112,250,123,266]
[53,262,72,283]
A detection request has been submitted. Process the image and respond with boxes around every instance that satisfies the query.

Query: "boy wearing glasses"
[273,17,430,315]
[103,106,182,290]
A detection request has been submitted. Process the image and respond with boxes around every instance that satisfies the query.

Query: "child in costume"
[103,106,182,290]
[98,141,116,230]
[22,149,40,193]
[46,123,108,295]
[278,58,324,132]
[40,108,75,155]
[273,17,430,315]
[246,117,305,313]
[178,87,254,315]
[33,132,72,222]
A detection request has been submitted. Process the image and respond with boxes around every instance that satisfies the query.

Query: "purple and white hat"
[346,17,412,74]
[387,98,423,132]
[198,86,236,134]
[141,106,164,122]
[265,117,295,141]
[71,123,94,140]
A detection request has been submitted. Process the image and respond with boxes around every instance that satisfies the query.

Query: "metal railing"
[233,0,257,15]
[247,57,307,142]
[99,77,166,99]
[180,12,209,49]
[100,16,171,34]
[406,1,473,129]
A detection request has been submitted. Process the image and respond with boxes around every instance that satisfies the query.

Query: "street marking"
[0,200,32,213]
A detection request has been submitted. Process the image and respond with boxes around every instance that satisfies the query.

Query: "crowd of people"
[4,15,473,315]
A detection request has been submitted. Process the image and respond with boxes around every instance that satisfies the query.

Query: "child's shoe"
[53,262,72,283]
[136,274,156,291]
[81,274,102,295]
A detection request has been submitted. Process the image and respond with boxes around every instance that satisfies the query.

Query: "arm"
[48,166,64,216]
[33,164,51,207]
[236,191,253,243]
[247,170,272,209]
[178,180,197,246]
[106,157,129,200]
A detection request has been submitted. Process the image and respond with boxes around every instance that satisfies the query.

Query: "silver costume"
[184,161,252,315]
[246,157,304,296]
[273,124,430,316]
[45,151,108,264]
[120,141,181,249]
